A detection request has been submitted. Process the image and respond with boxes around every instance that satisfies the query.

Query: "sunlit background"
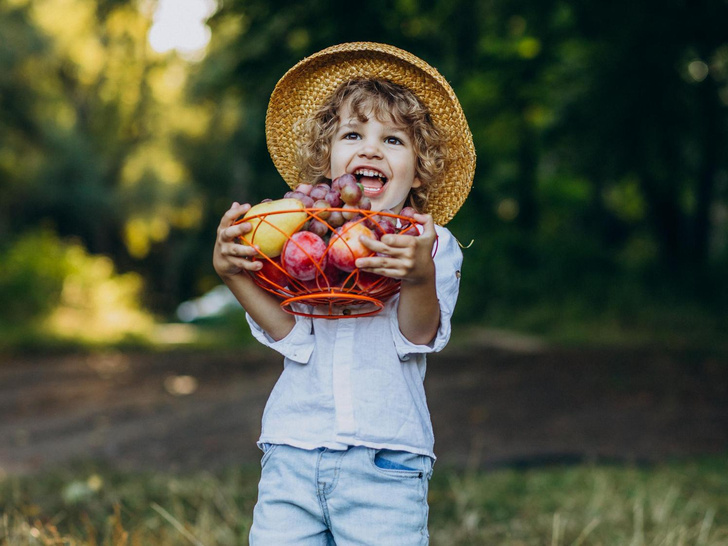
[147,0,216,60]
[0,0,727,349]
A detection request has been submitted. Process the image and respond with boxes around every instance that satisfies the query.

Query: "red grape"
[339,178,363,205]
[310,184,329,200]
[325,190,343,208]
[327,210,345,228]
[295,183,313,196]
[312,199,331,220]
[342,204,361,221]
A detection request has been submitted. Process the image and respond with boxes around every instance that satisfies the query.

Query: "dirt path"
[1,331,727,475]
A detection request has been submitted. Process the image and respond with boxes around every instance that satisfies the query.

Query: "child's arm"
[356,213,440,345]
[213,202,296,341]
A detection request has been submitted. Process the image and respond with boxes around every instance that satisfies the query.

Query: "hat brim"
[266,42,475,226]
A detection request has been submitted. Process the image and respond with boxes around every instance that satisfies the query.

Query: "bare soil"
[1,329,727,475]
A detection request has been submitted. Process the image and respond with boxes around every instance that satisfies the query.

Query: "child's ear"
[412,177,422,189]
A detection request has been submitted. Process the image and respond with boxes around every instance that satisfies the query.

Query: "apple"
[328,221,376,272]
[281,231,328,281]
[240,198,307,257]
[254,257,289,289]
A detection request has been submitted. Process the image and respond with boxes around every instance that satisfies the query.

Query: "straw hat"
[265,42,476,226]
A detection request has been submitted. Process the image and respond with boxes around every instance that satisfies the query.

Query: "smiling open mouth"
[354,169,388,195]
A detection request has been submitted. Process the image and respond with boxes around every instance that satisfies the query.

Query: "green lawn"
[2,457,727,545]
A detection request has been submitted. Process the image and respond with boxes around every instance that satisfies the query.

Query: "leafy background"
[1,0,727,348]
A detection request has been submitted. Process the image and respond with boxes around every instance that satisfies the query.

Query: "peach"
[328,221,375,272]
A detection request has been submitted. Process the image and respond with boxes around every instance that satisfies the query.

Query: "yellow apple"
[240,198,307,257]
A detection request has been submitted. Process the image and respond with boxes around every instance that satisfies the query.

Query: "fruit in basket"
[367,211,397,237]
[282,231,328,281]
[255,257,289,289]
[356,270,383,292]
[340,177,363,205]
[307,218,329,238]
[328,221,376,272]
[241,198,307,257]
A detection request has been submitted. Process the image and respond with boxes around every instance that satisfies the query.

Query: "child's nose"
[358,138,383,159]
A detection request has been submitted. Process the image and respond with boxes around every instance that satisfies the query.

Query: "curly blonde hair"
[295,79,446,213]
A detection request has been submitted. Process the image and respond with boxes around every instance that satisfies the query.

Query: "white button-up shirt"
[246,224,462,459]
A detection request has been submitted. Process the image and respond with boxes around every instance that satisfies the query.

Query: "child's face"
[327,101,420,213]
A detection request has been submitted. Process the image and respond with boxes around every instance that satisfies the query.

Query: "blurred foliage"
[0,230,153,350]
[1,0,727,346]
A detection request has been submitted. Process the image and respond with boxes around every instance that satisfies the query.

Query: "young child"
[213,42,475,545]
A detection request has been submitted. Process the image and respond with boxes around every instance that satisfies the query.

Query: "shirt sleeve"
[246,304,315,364]
[390,225,463,360]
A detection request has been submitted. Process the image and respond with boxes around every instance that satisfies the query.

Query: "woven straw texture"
[266,42,476,226]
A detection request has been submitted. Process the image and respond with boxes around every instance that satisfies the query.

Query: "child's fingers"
[221,221,253,243]
[221,241,262,271]
[355,256,408,278]
[219,202,251,228]
[358,235,394,254]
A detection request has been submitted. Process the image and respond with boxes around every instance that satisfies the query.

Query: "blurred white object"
[176,285,239,322]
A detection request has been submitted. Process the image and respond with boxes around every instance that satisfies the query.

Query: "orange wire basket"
[233,207,434,318]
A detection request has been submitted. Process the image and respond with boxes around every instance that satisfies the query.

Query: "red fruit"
[340,178,363,205]
[399,223,421,236]
[328,221,375,272]
[399,206,417,219]
[282,231,327,281]
[307,218,329,238]
[342,204,362,221]
[312,199,331,220]
[356,270,384,292]
[325,190,343,208]
[332,174,356,192]
[327,210,345,228]
[310,184,330,200]
[295,183,313,196]
[288,191,313,208]
[368,214,396,236]
[323,259,345,288]
[255,257,289,288]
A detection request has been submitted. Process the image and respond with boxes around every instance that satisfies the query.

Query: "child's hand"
[355,213,437,285]
[213,202,264,279]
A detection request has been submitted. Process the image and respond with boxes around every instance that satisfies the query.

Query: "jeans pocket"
[370,449,425,478]
[260,443,279,468]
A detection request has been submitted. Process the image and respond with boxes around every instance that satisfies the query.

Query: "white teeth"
[354,169,387,181]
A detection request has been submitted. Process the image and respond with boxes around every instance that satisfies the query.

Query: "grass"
[1,457,727,545]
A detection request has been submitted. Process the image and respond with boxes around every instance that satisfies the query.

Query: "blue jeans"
[249,444,434,545]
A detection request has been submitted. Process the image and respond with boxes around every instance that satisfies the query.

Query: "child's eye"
[385,136,403,145]
[343,132,361,140]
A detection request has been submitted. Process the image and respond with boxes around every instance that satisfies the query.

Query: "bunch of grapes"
[283,174,417,242]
